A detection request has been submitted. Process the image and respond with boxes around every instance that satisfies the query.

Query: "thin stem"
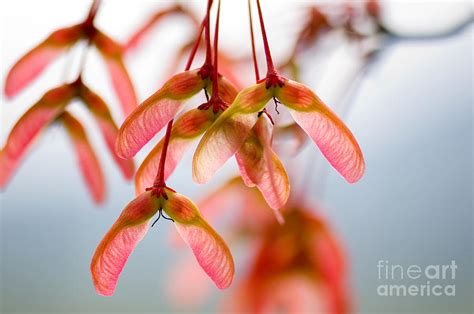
[211,0,222,97]
[77,42,90,78]
[85,0,101,26]
[151,210,161,227]
[154,119,174,186]
[255,0,275,74]
[248,0,260,81]
[69,0,101,81]
[161,211,175,222]
[203,0,214,65]
[185,20,205,71]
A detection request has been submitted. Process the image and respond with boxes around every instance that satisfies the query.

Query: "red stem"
[84,0,101,26]
[255,0,275,74]
[76,44,90,79]
[204,0,214,66]
[248,0,260,81]
[153,119,174,186]
[185,20,205,71]
[71,0,101,81]
[211,0,221,98]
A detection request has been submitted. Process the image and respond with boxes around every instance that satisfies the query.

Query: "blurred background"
[1,0,472,313]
